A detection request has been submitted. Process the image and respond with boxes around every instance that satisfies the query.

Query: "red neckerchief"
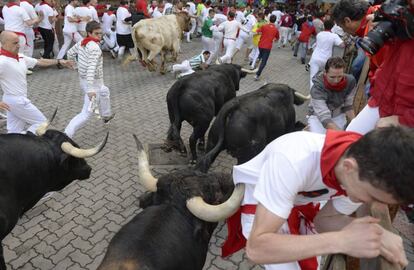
[0,48,19,61]
[40,1,51,7]
[6,2,19,7]
[106,11,114,16]
[354,15,368,37]
[20,0,33,6]
[321,130,363,197]
[81,36,100,46]
[323,74,348,92]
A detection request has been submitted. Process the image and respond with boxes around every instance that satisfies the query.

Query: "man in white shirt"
[2,0,40,54]
[169,51,210,78]
[116,0,134,59]
[65,21,114,138]
[234,9,257,61]
[74,0,93,36]
[152,4,163,18]
[37,0,57,59]
[209,6,227,63]
[217,11,248,64]
[101,7,118,58]
[308,20,344,88]
[88,0,100,23]
[271,6,283,27]
[0,31,72,134]
[221,127,411,270]
[19,0,38,57]
[57,0,82,60]
[184,1,196,42]
[235,5,246,23]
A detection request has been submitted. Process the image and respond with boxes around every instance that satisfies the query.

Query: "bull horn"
[61,132,109,158]
[294,91,311,100]
[133,134,158,192]
[241,68,258,74]
[36,107,58,136]
[186,183,245,222]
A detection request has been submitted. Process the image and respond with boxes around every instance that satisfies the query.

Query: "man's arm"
[0,102,10,111]
[36,58,73,68]
[246,203,385,265]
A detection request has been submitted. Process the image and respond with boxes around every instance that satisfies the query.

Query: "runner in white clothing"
[0,31,73,134]
[19,0,38,57]
[57,0,82,60]
[217,11,248,64]
[309,20,344,89]
[2,0,40,54]
[209,128,411,270]
[74,0,94,36]
[101,7,119,58]
[234,9,257,60]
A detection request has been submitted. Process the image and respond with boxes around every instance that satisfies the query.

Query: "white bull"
[130,13,191,74]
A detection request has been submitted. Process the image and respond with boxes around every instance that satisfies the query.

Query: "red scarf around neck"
[320,130,363,197]
[0,48,19,61]
[40,1,51,7]
[6,2,19,7]
[81,36,100,46]
[323,74,347,92]
[20,0,33,5]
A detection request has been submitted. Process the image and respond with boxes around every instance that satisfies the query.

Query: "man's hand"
[59,59,75,69]
[87,92,96,100]
[379,228,408,268]
[326,122,341,130]
[376,115,400,128]
[200,63,208,70]
[337,216,383,258]
[0,102,10,111]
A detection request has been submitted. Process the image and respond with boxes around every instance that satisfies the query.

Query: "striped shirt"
[67,40,103,92]
[189,53,205,69]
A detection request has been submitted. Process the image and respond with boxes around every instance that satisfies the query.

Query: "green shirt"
[201,18,213,38]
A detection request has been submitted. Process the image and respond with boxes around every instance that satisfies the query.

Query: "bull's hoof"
[197,142,205,151]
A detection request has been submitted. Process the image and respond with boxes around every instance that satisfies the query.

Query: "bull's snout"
[78,165,92,180]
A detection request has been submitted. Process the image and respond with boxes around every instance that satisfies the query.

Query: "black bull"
[196,83,308,173]
[97,136,241,270]
[165,64,254,163]
[0,130,108,270]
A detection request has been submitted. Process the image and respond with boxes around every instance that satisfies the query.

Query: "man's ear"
[343,157,358,173]
[343,17,352,25]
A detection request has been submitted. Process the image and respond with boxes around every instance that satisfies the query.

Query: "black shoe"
[301,59,305,65]
[293,54,297,57]
[102,113,115,124]
[305,64,310,71]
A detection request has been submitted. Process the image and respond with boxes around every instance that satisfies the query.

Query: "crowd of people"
[0,0,414,269]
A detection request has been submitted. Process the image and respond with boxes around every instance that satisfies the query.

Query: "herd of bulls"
[0,64,309,270]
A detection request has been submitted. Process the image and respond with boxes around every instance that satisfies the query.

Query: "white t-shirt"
[152,9,163,18]
[38,3,54,29]
[116,6,131,34]
[163,2,173,15]
[3,5,30,33]
[20,1,38,29]
[235,10,245,23]
[233,131,361,219]
[213,13,227,26]
[218,20,246,39]
[201,6,210,21]
[271,10,283,25]
[0,54,37,97]
[102,12,116,33]
[74,6,93,32]
[186,2,196,16]
[63,4,78,33]
[89,6,99,22]
[311,31,343,62]
[243,14,257,32]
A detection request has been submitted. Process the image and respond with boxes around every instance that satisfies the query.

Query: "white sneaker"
[254,75,259,81]
[26,69,33,75]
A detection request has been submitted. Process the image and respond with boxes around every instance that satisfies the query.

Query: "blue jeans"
[256,48,271,77]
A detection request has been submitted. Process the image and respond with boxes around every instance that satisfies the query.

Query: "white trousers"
[346,105,380,135]
[23,28,35,57]
[235,31,253,50]
[308,114,347,134]
[185,18,197,41]
[210,31,223,63]
[242,213,320,270]
[64,78,111,138]
[249,46,260,68]
[3,95,46,134]
[57,31,82,59]
[53,32,60,58]
[172,60,195,77]
[220,38,236,64]
[309,57,327,89]
[278,26,292,47]
[102,30,119,51]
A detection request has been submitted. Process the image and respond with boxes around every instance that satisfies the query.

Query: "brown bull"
[130,12,191,74]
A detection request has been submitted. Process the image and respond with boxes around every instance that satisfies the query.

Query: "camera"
[358,0,414,55]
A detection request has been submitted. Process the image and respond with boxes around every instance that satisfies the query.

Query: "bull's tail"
[166,80,183,143]
[195,98,239,173]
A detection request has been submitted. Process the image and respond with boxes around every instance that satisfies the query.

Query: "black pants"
[38,27,54,59]
[256,48,271,77]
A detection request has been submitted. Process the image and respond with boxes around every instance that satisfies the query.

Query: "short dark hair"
[209,8,215,14]
[269,14,276,23]
[332,0,369,24]
[120,0,128,5]
[324,20,335,30]
[346,126,414,203]
[324,57,345,72]
[86,21,101,34]
[228,11,235,18]
[82,0,89,5]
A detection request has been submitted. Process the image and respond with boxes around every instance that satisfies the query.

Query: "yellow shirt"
[252,20,267,46]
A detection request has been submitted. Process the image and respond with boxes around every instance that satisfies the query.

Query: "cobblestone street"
[2,37,413,269]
